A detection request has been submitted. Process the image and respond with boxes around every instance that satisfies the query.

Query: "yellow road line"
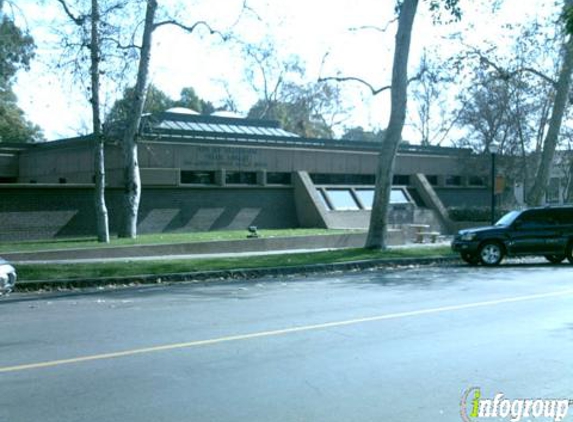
[2,288,573,373]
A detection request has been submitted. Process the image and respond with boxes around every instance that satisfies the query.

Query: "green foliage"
[0,89,43,143]
[0,10,42,143]
[247,82,341,138]
[175,87,215,114]
[0,228,348,254]
[426,0,462,23]
[564,4,573,35]
[248,99,333,138]
[106,84,216,123]
[342,126,385,142]
[106,84,174,123]
[448,207,511,222]
[0,14,35,87]
[15,245,453,282]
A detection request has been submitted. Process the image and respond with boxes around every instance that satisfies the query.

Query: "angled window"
[325,189,360,210]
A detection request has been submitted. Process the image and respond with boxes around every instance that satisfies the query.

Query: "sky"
[10,0,559,142]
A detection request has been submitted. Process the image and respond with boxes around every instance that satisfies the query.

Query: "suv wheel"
[545,254,565,264]
[461,253,480,266]
[479,242,504,266]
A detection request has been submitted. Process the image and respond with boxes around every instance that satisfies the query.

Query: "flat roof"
[140,112,468,156]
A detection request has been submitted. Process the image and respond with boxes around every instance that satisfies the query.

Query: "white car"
[0,258,17,295]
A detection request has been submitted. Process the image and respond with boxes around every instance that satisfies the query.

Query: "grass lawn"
[16,246,455,282]
[0,228,360,254]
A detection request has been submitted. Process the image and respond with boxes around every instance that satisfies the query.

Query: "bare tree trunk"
[91,0,109,243]
[119,0,157,238]
[528,0,573,205]
[365,0,419,249]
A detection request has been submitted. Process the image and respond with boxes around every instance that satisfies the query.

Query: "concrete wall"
[15,137,475,187]
[0,185,298,241]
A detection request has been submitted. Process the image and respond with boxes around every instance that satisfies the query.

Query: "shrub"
[447,207,511,222]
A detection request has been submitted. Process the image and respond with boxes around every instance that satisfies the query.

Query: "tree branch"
[471,49,557,87]
[318,71,424,96]
[318,76,391,95]
[153,19,228,41]
[55,0,86,26]
[348,18,398,34]
[100,36,141,50]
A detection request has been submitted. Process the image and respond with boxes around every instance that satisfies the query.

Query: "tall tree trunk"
[119,0,157,238]
[365,0,419,249]
[527,0,573,205]
[91,0,109,243]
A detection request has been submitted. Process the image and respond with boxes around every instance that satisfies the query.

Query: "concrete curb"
[13,256,460,292]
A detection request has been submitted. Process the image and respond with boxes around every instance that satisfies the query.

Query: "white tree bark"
[91,0,110,243]
[365,0,419,249]
[119,0,157,238]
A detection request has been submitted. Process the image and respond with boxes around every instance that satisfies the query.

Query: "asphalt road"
[2,262,573,422]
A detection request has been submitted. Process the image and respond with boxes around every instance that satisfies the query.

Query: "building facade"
[0,110,494,241]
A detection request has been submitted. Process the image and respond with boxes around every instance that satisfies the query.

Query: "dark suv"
[451,206,573,266]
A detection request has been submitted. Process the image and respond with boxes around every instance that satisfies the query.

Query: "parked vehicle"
[0,257,17,295]
[451,206,573,266]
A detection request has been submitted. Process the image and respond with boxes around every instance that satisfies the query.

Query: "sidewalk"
[12,240,453,265]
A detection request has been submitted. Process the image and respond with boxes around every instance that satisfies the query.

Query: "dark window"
[517,210,556,228]
[425,175,439,186]
[310,173,375,185]
[468,176,485,186]
[392,174,410,185]
[181,171,215,184]
[59,178,67,184]
[0,177,16,183]
[267,172,291,185]
[225,171,257,185]
[445,175,462,186]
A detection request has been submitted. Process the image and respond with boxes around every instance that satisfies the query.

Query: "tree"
[408,52,455,146]
[319,0,460,249]
[90,0,109,243]
[365,0,421,249]
[106,85,216,123]
[0,1,43,143]
[462,1,573,205]
[175,87,215,114]
[55,0,112,242]
[119,0,157,238]
[242,41,345,138]
[247,82,343,138]
[106,84,175,123]
[119,0,243,238]
[0,90,43,143]
[341,126,385,143]
[527,0,573,205]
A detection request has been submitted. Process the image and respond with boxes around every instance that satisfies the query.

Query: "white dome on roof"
[166,107,199,115]
[211,110,244,119]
